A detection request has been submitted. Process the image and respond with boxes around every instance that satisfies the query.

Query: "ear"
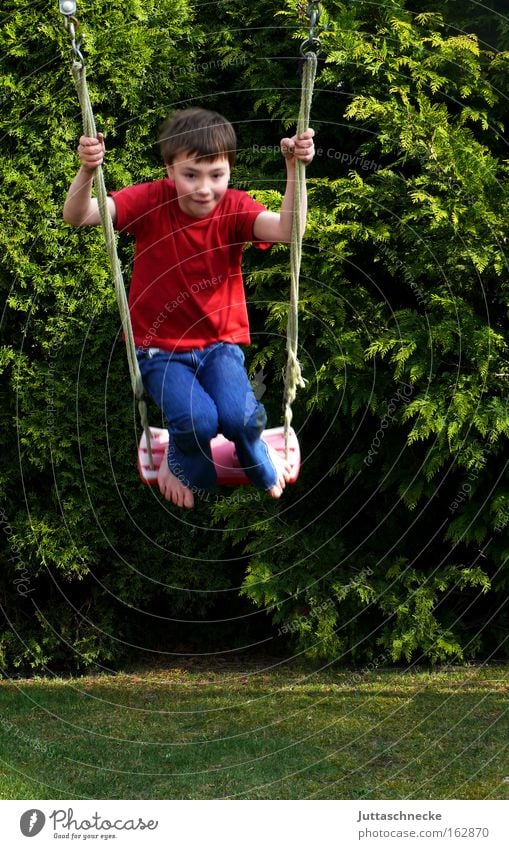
[165,163,174,179]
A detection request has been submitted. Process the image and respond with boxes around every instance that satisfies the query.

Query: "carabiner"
[59,0,84,64]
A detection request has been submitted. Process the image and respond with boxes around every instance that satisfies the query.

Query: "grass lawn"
[0,659,507,800]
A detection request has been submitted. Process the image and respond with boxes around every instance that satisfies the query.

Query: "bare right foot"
[157,451,194,509]
[267,447,292,499]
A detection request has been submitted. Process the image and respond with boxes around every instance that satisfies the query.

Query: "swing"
[138,426,301,487]
[60,0,319,491]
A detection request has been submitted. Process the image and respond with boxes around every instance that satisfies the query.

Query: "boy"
[63,108,314,508]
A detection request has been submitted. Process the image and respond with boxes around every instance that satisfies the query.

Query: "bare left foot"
[267,447,292,499]
[157,451,195,509]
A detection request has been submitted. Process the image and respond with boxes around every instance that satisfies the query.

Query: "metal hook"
[300,37,321,57]
[59,1,84,65]
[300,1,321,57]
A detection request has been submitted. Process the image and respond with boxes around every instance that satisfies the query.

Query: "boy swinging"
[64,108,314,508]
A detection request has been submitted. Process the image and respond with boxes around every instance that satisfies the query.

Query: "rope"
[283,51,317,454]
[71,61,154,469]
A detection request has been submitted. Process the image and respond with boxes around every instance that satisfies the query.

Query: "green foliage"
[1,0,509,671]
[0,0,249,672]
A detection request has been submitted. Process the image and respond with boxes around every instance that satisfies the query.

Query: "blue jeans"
[136,342,277,491]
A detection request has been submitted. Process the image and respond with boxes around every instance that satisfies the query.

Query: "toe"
[183,489,195,509]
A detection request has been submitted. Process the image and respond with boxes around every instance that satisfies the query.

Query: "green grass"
[0,660,508,799]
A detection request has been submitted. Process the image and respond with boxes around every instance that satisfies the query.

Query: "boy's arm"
[63,133,117,226]
[252,128,314,244]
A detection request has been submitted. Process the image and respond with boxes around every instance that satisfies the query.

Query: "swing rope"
[60,4,154,468]
[283,49,318,454]
[73,62,154,469]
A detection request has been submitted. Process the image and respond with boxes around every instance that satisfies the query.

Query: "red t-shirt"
[111,179,268,351]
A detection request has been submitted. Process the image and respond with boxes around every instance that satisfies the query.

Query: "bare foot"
[157,451,194,509]
[267,448,292,499]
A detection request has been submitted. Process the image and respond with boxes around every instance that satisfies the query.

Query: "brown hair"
[158,108,236,167]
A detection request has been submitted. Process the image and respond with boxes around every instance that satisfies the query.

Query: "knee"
[221,396,267,441]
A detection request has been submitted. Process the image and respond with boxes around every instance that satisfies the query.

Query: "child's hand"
[280,128,315,165]
[77,132,105,173]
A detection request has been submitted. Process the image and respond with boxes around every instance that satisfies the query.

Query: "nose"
[196,181,212,197]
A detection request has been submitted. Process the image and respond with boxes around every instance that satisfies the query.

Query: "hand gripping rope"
[59,1,319,489]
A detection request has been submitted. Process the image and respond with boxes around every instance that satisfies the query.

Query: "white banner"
[2,799,507,848]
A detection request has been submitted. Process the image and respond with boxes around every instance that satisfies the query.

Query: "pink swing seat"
[138,426,301,487]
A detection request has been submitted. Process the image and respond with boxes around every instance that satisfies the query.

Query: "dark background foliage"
[1,0,508,671]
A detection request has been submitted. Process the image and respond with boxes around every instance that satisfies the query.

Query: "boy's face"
[166,153,230,218]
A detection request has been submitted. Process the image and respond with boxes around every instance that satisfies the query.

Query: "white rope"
[283,52,318,454]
